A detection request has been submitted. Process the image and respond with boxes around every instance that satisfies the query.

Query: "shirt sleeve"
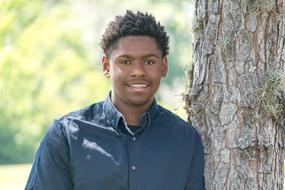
[185,131,205,190]
[25,119,73,190]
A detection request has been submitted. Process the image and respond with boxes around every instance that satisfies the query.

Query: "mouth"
[126,81,150,90]
[129,84,148,88]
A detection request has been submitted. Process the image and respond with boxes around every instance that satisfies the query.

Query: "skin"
[102,36,168,125]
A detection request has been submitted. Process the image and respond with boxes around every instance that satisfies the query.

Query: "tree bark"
[186,0,285,189]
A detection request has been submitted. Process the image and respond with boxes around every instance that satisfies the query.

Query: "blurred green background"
[0,0,194,168]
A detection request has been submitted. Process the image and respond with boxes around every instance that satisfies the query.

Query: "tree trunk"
[186,0,285,189]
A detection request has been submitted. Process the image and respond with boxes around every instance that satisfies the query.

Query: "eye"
[144,59,155,65]
[119,60,131,64]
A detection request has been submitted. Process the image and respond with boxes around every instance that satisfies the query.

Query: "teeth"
[129,84,147,88]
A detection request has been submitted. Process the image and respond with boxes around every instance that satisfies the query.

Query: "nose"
[131,62,146,77]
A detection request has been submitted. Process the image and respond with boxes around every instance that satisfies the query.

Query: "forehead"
[109,36,162,59]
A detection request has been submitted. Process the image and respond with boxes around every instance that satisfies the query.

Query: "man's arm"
[25,120,73,190]
[185,131,205,190]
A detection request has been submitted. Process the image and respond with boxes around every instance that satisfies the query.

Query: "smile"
[129,84,148,88]
[127,81,150,90]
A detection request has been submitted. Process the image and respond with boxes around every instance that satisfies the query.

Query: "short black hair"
[100,10,169,57]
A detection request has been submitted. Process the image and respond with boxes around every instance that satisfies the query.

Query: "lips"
[130,84,148,87]
[126,80,150,89]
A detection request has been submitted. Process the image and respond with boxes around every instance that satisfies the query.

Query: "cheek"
[148,69,163,82]
[110,66,122,78]
[110,68,126,87]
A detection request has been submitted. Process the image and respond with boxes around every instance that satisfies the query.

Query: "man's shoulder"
[56,100,105,123]
[42,101,107,143]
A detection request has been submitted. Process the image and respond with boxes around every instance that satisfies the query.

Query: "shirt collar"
[102,92,159,134]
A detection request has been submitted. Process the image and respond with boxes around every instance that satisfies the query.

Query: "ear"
[101,54,110,77]
[161,56,168,77]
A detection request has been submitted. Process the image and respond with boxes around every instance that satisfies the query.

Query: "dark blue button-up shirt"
[25,94,205,190]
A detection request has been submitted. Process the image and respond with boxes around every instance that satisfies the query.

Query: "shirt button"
[132,137,136,141]
[131,165,136,170]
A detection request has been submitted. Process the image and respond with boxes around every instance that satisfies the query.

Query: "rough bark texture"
[186,0,285,189]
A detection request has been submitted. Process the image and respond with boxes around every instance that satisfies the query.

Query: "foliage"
[219,38,235,62]
[255,70,285,121]
[247,0,263,13]
[0,0,109,164]
[0,0,193,163]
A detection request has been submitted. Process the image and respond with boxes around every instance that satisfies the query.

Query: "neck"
[122,108,144,126]
[112,100,153,126]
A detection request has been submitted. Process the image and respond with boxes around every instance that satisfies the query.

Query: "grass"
[0,163,31,190]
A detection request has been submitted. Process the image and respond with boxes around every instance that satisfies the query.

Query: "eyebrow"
[117,54,161,59]
[142,54,161,59]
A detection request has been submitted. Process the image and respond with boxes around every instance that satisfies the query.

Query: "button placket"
[130,135,137,172]
[128,135,139,189]
[130,135,137,175]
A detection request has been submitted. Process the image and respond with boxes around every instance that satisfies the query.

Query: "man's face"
[102,36,168,109]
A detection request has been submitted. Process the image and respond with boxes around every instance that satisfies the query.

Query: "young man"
[25,10,205,190]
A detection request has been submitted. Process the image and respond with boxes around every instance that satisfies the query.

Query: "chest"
[68,127,192,190]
